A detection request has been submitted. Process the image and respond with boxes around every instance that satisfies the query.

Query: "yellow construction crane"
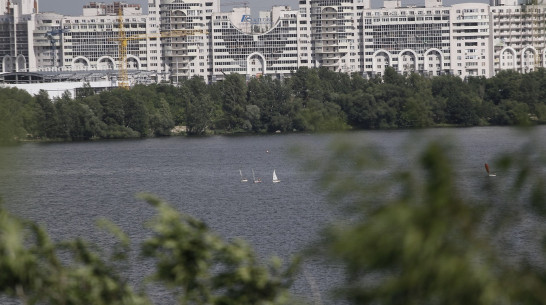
[112,9,207,89]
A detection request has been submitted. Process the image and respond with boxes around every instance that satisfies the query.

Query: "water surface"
[1,126,545,303]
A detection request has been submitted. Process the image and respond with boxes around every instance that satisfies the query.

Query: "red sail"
[485,163,490,174]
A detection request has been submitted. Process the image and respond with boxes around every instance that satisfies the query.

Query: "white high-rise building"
[304,0,370,74]
[209,5,311,83]
[490,0,545,74]
[0,0,37,72]
[156,0,217,83]
[3,0,546,86]
[54,2,162,85]
[362,0,451,77]
[449,3,492,78]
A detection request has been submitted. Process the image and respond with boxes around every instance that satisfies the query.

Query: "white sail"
[273,169,280,183]
[240,169,248,182]
[252,169,261,183]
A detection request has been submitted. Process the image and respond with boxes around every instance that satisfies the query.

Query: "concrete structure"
[154,0,217,83]
[209,6,310,83]
[450,3,492,78]
[362,1,451,77]
[2,0,546,91]
[490,0,545,74]
[1,0,37,73]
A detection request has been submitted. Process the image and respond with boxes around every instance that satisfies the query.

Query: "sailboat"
[252,169,262,183]
[272,169,281,183]
[239,169,248,182]
[485,163,496,177]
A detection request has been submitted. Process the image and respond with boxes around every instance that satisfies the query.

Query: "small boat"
[272,169,281,183]
[252,169,262,183]
[485,163,496,177]
[239,169,248,182]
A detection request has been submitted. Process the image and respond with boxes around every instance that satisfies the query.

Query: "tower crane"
[45,28,69,68]
[111,9,207,89]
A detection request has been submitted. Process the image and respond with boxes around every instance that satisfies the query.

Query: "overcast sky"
[38,0,487,16]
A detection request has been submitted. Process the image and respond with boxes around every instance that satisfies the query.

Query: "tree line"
[2,66,546,143]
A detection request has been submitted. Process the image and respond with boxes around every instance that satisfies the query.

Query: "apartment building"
[56,1,163,87]
[303,0,370,74]
[491,0,545,74]
[450,3,492,77]
[209,6,311,83]
[2,0,546,86]
[155,0,216,82]
[0,0,37,72]
[362,0,451,77]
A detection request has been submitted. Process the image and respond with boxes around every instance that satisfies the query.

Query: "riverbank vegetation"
[2,66,546,144]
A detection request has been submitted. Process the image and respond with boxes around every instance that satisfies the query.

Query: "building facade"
[1,0,37,72]
[1,0,546,86]
[491,0,546,74]
[362,0,451,77]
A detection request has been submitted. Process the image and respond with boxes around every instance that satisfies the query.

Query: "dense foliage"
[304,135,546,305]
[2,67,546,143]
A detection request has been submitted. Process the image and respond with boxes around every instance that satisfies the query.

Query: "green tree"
[77,82,96,99]
[34,90,61,139]
[369,84,404,128]
[149,97,175,136]
[289,67,323,102]
[382,66,406,87]
[53,92,100,140]
[183,77,217,135]
[0,93,25,143]
[297,99,348,132]
[151,84,184,125]
[484,70,522,105]
[81,94,108,137]
[248,76,294,132]
[122,91,150,137]
[186,95,215,135]
[245,104,261,131]
[491,99,531,125]
[221,74,248,131]
[100,91,126,127]
[336,90,377,129]
[397,73,435,127]
[432,75,481,126]
[398,93,434,128]
[246,77,269,132]
[0,87,40,143]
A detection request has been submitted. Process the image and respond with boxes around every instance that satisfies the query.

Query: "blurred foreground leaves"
[305,137,546,305]
[0,195,298,305]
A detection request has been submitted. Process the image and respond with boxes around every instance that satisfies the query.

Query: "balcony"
[322,60,340,67]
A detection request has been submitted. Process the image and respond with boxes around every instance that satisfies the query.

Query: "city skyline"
[2,0,533,89]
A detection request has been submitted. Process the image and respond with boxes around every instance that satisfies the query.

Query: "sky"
[38,0,488,17]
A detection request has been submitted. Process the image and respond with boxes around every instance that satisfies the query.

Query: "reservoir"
[1,126,545,303]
